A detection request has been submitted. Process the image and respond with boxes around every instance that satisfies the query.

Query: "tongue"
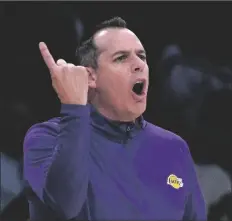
[132,83,143,95]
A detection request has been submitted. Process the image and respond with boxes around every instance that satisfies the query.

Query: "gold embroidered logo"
[167,174,184,189]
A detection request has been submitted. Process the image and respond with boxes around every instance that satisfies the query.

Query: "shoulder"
[143,121,190,155]
[25,117,61,138]
[23,117,61,152]
[145,122,187,144]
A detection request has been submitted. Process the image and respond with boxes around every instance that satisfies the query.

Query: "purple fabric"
[24,104,206,221]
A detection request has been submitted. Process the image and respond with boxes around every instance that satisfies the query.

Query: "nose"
[131,57,145,73]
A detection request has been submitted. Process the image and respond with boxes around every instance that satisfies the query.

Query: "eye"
[138,54,146,61]
[114,54,127,62]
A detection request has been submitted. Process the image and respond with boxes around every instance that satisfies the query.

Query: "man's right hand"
[39,42,89,105]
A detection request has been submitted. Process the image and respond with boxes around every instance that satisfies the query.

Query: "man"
[23,17,206,221]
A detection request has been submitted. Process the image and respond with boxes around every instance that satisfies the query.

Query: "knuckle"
[67,63,75,67]
[62,65,70,72]
[76,66,87,73]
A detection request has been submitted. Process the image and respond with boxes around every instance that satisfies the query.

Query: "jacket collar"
[89,104,147,143]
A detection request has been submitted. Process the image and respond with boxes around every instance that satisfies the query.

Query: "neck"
[90,98,136,122]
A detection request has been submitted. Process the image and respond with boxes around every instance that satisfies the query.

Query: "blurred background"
[1,2,232,221]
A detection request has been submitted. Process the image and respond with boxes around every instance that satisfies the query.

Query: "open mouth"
[132,80,145,96]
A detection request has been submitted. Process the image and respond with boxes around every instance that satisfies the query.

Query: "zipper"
[123,125,132,144]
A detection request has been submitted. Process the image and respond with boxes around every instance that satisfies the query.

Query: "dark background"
[1,2,232,220]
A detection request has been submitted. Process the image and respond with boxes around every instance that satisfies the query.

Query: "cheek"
[145,66,149,77]
[97,73,128,93]
[95,65,131,102]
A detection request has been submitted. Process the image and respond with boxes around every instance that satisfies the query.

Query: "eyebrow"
[112,49,146,57]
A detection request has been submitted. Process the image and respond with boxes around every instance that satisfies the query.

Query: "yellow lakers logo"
[167,174,184,189]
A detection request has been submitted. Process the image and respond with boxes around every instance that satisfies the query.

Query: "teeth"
[135,80,143,84]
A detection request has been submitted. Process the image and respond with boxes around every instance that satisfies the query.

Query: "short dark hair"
[76,17,127,69]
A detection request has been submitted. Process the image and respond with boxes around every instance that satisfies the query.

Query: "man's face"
[92,28,149,121]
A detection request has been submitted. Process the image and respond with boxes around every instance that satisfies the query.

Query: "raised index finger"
[39,42,56,71]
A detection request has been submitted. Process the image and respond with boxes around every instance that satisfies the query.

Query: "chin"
[130,102,147,119]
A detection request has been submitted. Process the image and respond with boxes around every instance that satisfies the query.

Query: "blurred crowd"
[1,5,232,220]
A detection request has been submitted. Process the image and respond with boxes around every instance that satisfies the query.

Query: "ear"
[86,67,97,89]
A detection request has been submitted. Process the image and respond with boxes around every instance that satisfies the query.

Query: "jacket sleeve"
[181,140,207,221]
[23,104,91,220]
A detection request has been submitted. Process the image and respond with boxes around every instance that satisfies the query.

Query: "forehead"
[94,28,144,54]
